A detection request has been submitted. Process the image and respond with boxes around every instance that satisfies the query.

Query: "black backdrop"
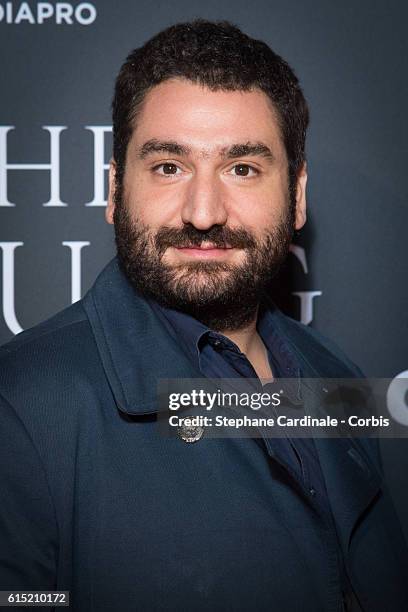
[1,0,407,535]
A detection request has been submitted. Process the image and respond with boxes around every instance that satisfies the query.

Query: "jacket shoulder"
[0,300,88,356]
[0,301,101,407]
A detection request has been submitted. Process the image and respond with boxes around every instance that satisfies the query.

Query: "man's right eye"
[152,163,181,176]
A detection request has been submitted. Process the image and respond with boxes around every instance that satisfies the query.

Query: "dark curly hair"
[112,19,309,200]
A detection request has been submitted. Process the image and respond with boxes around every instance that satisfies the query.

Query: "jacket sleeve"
[0,392,58,590]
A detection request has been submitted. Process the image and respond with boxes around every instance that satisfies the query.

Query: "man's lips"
[172,243,236,258]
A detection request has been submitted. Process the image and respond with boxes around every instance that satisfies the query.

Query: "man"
[0,19,407,612]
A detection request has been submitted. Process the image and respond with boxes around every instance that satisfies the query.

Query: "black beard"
[113,199,295,332]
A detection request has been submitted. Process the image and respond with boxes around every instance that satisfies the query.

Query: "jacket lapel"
[269,304,384,554]
[301,379,383,553]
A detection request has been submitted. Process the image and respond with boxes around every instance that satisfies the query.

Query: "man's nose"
[180,172,228,230]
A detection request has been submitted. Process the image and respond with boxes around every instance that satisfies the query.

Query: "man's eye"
[152,163,181,176]
[229,164,259,177]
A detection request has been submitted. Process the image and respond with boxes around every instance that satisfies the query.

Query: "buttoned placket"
[202,331,317,497]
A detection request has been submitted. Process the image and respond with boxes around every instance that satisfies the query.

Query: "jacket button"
[309,487,316,496]
[178,424,205,443]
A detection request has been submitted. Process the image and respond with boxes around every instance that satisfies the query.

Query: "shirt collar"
[148,293,303,404]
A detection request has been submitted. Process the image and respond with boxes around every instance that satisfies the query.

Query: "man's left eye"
[229,164,259,177]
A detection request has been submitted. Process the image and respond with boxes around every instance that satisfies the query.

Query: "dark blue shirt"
[148,297,331,514]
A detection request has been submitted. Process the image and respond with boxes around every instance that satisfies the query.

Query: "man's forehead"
[126,79,286,162]
[134,80,281,129]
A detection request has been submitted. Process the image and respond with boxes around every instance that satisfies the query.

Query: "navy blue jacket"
[0,257,407,611]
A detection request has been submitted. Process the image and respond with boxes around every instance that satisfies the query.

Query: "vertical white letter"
[84,126,112,206]
[62,241,90,303]
[6,2,13,23]
[0,242,24,335]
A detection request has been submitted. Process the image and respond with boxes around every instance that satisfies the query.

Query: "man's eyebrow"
[137,139,275,162]
[222,142,275,161]
[138,139,191,159]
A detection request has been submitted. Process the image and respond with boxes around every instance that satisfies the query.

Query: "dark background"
[1,0,407,534]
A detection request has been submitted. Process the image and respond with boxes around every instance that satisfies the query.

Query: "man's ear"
[105,159,116,225]
[294,161,307,230]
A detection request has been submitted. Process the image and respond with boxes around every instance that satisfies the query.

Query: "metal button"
[178,424,205,443]
[309,487,316,496]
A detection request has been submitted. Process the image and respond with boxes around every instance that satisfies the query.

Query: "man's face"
[106,78,307,330]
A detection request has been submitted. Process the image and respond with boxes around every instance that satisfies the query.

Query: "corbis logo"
[0,1,97,25]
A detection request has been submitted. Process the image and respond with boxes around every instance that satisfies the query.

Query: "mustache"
[154,224,257,255]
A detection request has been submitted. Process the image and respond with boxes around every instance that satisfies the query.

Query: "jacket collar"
[81,257,202,415]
